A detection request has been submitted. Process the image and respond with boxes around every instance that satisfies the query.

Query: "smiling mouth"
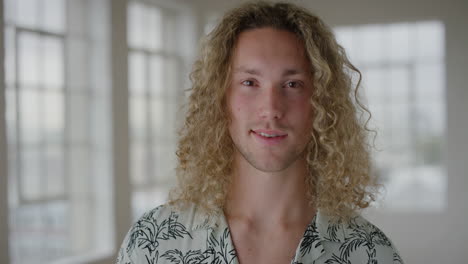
[257,132,283,138]
[251,130,288,139]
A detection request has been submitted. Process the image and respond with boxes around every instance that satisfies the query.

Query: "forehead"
[231,27,310,72]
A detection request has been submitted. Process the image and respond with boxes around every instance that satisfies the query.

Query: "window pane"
[67,93,89,143]
[385,166,445,211]
[415,21,444,60]
[127,2,145,49]
[164,58,179,99]
[89,94,111,150]
[67,40,89,89]
[45,145,65,198]
[415,63,444,100]
[20,147,42,200]
[387,23,411,63]
[18,32,40,87]
[130,96,147,140]
[131,142,148,186]
[334,27,356,62]
[43,92,65,144]
[132,187,170,221]
[154,143,177,182]
[359,25,385,63]
[146,6,163,50]
[19,89,41,144]
[362,67,385,101]
[128,1,183,222]
[16,0,40,29]
[389,103,410,149]
[10,201,70,263]
[335,21,446,212]
[368,104,385,148]
[129,51,146,94]
[8,0,114,262]
[42,36,65,88]
[389,66,409,101]
[164,102,178,139]
[149,55,163,96]
[67,147,95,256]
[151,99,165,138]
[41,0,66,33]
[415,102,445,137]
[128,2,163,50]
[68,147,90,197]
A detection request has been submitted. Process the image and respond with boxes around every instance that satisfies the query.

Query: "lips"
[251,129,288,142]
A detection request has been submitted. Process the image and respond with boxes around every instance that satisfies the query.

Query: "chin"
[248,159,294,173]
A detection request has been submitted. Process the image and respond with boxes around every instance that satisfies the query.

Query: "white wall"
[188,0,468,263]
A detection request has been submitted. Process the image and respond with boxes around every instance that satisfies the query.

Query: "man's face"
[227,27,314,172]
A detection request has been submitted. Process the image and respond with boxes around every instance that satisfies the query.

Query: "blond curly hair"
[169,1,378,220]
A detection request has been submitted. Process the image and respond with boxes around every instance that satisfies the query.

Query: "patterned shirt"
[117,203,403,264]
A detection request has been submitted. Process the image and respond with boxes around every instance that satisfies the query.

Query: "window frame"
[1,0,196,263]
[334,22,447,211]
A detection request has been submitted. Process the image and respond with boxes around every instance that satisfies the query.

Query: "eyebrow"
[233,67,306,77]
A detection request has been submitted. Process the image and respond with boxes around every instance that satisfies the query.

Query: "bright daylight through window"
[4,0,112,263]
[334,21,446,211]
[127,0,182,221]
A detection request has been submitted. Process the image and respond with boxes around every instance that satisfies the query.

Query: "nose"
[258,86,285,120]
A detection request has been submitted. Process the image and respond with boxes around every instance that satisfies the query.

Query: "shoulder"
[116,203,217,264]
[315,213,404,264]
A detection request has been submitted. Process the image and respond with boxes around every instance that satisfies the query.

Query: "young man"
[117,2,403,264]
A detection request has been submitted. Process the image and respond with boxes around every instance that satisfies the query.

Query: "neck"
[225,156,315,228]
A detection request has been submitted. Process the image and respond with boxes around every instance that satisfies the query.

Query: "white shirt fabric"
[117,203,403,264]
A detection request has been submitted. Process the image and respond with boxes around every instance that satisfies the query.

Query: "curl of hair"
[169,1,379,221]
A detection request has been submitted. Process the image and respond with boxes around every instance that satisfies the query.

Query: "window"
[127,0,183,220]
[334,22,446,211]
[5,0,112,263]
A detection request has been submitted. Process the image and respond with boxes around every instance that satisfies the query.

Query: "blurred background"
[0,0,467,263]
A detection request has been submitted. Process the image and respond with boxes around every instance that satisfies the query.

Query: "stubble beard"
[232,139,309,173]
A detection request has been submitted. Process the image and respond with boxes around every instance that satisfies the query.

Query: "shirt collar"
[188,205,357,261]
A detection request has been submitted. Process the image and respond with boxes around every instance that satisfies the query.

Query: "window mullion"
[111,0,132,252]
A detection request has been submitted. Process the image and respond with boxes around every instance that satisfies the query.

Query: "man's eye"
[242,80,254,86]
[286,81,300,88]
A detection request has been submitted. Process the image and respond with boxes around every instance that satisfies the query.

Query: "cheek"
[291,99,313,129]
[229,94,250,119]
[227,98,244,131]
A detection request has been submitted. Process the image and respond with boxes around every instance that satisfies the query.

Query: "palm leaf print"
[369,227,392,247]
[117,205,403,264]
[162,212,193,240]
[161,249,184,263]
[325,221,341,242]
[125,208,193,257]
[339,230,368,261]
[299,223,323,257]
[183,250,210,264]
[335,217,394,264]
[325,254,351,264]
[206,228,237,264]
[161,249,209,264]
[145,251,159,264]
